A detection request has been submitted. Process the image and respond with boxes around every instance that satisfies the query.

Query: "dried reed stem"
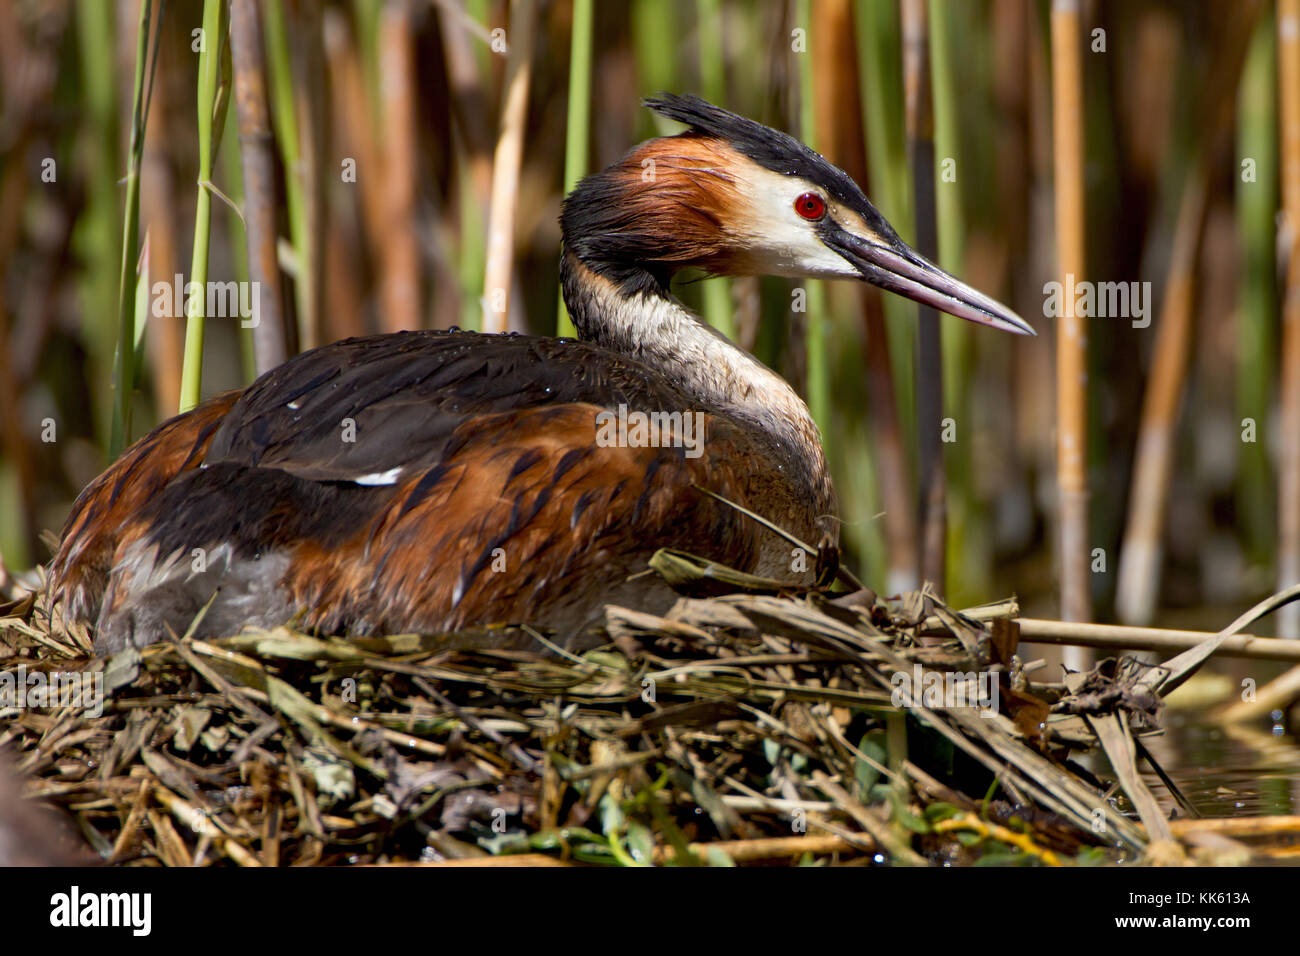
[1049,0,1089,631]
[1114,167,1211,625]
[1015,617,1300,662]
[1115,5,1260,625]
[1217,661,1300,721]
[482,0,536,333]
[229,0,289,374]
[141,51,184,415]
[377,0,420,333]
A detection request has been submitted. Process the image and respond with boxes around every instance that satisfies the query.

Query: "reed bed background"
[0,0,1296,643]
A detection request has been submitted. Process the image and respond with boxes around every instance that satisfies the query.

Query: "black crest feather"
[643,93,868,210]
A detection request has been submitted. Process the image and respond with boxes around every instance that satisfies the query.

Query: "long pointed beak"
[829,230,1035,336]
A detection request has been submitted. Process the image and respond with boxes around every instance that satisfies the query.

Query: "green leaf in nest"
[648,549,790,596]
[301,747,355,808]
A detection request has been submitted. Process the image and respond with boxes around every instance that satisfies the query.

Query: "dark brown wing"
[287,404,776,639]
[54,331,805,653]
[90,404,783,653]
[203,330,708,481]
[50,391,240,624]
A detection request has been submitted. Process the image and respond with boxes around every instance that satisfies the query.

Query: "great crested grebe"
[51,94,1032,655]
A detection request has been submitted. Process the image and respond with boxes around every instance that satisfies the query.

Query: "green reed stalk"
[179,0,226,412]
[854,0,916,447]
[436,0,490,331]
[796,0,829,438]
[902,0,945,591]
[928,0,966,399]
[110,0,158,453]
[263,0,311,343]
[928,0,985,602]
[556,0,594,337]
[75,2,121,448]
[130,236,152,393]
[696,0,737,341]
[220,101,256,383]
[632,0,677,129]
[1237,18,1278,566]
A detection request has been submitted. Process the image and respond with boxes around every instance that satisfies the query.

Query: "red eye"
[794,192,826,220]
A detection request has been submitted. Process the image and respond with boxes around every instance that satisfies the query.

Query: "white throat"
[560,253,834,520]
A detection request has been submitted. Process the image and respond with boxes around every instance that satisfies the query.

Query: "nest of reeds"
[0,550,1265,867]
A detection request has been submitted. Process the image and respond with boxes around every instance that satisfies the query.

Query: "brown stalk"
[139,42,183,416]
[1049,0,1089,629]
[1015,617,1300,662]
[377,0,421,333]
[1115,3,1261,626]
[229,0,289,374]
[1170,815,1300,838]
[323,224,367,339]
[0,151,37,560]
[1114,166,1211,626]
[321,7,379,339]
[482,0,537,334]
[1217,662,1300,722]
[1019,3,1058,477]
[323,11,383,240]
[991,0,1030,274]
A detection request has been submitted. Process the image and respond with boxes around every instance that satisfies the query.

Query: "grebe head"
[561,93,1033,336]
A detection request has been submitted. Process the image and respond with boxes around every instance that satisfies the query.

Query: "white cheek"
[732,171,859,279]
[789,235,860,279]
[743,216,859,279]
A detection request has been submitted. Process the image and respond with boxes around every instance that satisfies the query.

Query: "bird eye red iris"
[794,193,827,220]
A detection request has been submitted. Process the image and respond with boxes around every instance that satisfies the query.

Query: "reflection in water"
[1140,713,1300,817]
